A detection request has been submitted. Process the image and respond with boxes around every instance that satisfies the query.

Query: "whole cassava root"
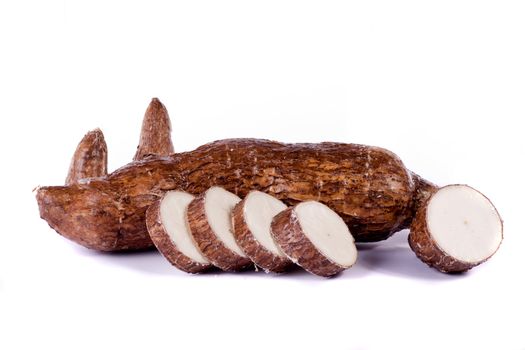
[35,98,502,274]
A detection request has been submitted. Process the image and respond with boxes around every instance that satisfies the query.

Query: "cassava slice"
[145,191,212,273]
[409,184,503,273]
[271,201,357,277]
[231,191,291,273]
[187,187,253,271]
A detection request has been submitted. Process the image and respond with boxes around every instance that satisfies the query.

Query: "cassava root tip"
[65,128,108,185]
[409,184,503,273]
[133,98,174,161]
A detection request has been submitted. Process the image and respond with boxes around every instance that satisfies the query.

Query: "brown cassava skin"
[65,128,108,185]
[408,185,503,273]
[231,195,292,273]
[186,190,253,271]
[36,138,436,251]
[133,98,174,161]
[146,199,213,273]
[270,206,348,277]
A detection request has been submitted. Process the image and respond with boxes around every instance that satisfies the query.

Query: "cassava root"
[35,97,503,274]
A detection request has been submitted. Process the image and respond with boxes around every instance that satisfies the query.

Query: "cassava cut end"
[232,191,292,273]
[271,201,357,277]
[409,184,503,273]
[146,191,212,273]
[187,187,253,271]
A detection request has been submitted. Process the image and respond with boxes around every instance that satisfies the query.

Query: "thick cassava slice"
[271,201,357,277]
[409,185,503,273]
[146,191,212,273]
[187,187,253,271]
[231,191,291,273]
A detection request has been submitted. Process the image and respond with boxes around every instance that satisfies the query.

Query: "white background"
[1,1,524,349]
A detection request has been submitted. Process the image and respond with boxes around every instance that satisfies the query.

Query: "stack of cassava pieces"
[35,98,504,277]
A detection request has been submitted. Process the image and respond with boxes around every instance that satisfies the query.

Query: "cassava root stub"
[146,191,212,273]
[271,201,358,277]
[186,187,253,271]
[231,191,292,273]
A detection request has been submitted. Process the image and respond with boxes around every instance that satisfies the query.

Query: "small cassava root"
[35,97,503,274]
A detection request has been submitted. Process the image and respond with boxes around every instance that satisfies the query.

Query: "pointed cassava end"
[408,185,503,273]
[36,185,154,251]
[146,191,213,273]
[231,191,292,273]
[65,128,108,185]
[187,187,253,271]
[133,98,174,161]
[270,201,358,277]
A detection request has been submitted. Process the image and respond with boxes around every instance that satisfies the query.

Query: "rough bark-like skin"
[145,199,212,273]
[270,207,348,277]
[408,185,502,273]
[36,185,152,251]
[37,138,435,251]
[133,98,174,161]
[65,128,108,185]
[186,191,253,271]
[231,197,292,273]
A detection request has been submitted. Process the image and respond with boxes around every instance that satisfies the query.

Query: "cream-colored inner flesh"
[243,191,288,256]
[160,191,209,264]
[204,187,246,257]
[427,185,503,263]
[295,201,357,267]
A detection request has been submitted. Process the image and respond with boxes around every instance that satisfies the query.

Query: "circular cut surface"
[243,191,287,256]
[204,187,246,257]
[160,191,209,264]
[295,201,356,267]
[427,185,502,263]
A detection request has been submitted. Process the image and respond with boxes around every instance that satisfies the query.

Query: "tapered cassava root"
[66,128,108,185]
[35,97,503,274]
[134,98,174,161]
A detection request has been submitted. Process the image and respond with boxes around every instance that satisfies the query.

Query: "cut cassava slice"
[231,191,291,273]
[271,201,357,277]
[146,191,212,273]
[409,185,503,273]
[187,187,253,271]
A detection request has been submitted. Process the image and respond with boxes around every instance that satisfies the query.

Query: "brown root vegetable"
[133,98,174,161]
[271,201,357,277]
[146,191,212,273]
[36,98,443,252]
[409,185,503,273]
[231,191,292,273]
[186,187,253,271]
[65,128,108,185]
